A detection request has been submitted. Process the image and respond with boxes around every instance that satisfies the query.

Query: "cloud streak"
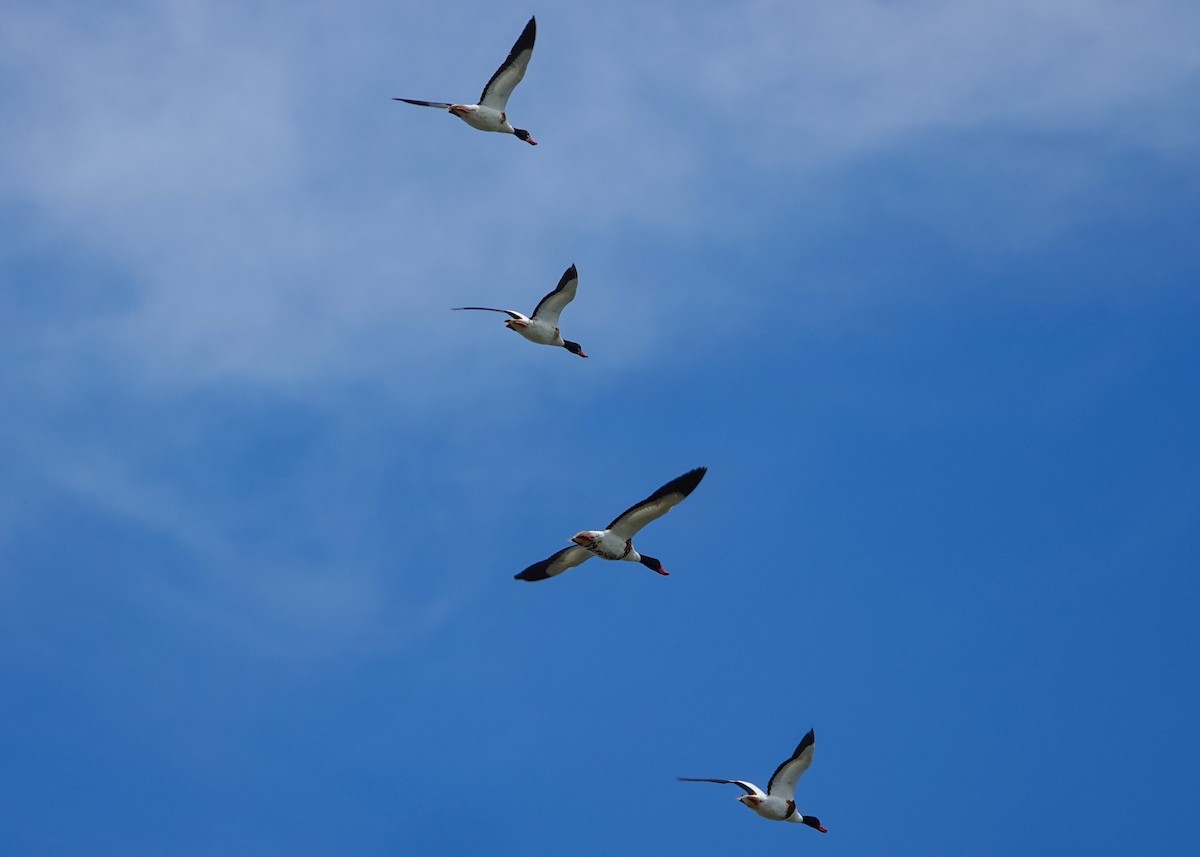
[4,0,1197,391]
[2,0,1197,659]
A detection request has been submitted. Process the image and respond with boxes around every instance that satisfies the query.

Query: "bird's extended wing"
[479,16,536,111]
[606,467,707,538]
[514,544,593,582]
[452,307,523,320]
[392,98,453,108]
[530,265,579,326]
[766,729,816,800]
[677,778,766,798]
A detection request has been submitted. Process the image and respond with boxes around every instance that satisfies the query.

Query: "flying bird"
[515,467,707,581]
[453,264,587,357]
[678,729,827,832]
[394,16,538,145]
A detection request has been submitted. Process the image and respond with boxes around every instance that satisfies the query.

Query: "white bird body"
[515,468,707,582]
[501,311,567,347]
[571,529,641,562]
[453,264,587,357]
[679,730,827,832]
[448,104,516,134]
[394,17,538,145]
[740,793,805,823]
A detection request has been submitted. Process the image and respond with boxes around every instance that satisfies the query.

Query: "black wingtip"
[515,16,536,50]
[515,563,551,582]
[554,264,579,290]
[669,467,707,498]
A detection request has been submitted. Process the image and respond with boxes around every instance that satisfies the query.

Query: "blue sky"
[2,1,1199,854]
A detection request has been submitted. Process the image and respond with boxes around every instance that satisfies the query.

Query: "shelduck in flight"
[453,264,586,357]
[515,467,707,581]
[394,16,538,145]
[678,729,827,832]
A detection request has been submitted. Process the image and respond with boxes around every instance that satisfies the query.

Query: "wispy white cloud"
[2,1,1197,657]
[656,1,1200,163]
[4,0,1196,393]
[0,398,483,660]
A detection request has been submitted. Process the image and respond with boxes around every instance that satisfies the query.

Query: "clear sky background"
[2,1,1199,855]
